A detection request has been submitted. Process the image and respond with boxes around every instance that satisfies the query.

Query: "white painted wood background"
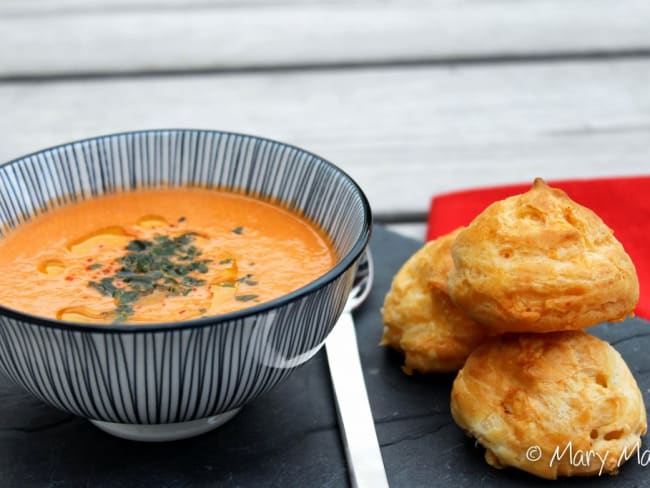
[3,0,650,77]
[1,0,649,240]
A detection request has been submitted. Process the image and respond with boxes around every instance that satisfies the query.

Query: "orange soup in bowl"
[0,188,336,324]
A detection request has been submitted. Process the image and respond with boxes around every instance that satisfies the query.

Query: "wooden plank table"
[0,2,649,486]
[2,0,649,240]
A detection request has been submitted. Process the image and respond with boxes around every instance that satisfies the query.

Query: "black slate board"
[1,226,649,487]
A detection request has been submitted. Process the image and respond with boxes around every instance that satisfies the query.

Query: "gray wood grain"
[2,0,650,77]
[384,223,427,242]
[1,60,648,216]
[3,0,351,13]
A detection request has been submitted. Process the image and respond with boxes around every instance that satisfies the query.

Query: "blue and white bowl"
[0,129,371,441]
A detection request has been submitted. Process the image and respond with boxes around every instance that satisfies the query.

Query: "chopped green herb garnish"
[88,232,211,323]
[198,308,207,314]
[114,303,134,322]
[235,294,259,302]
[244,279,258,286]
[88,263,103,270]
[125,239,151,252]
[89,277,119,296]
[232,226,244,235]
[219,258,232,265]
[219,282,235,288]
[236,274,253,283]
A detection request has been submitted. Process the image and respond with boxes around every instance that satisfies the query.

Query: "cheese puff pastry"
[448,178,639,334]
[381,228,487,374]
[450,331,647,479]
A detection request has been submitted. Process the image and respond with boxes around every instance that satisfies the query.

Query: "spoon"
[325,250,390,488]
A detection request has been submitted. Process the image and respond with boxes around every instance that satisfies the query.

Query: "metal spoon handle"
[326,311,390,488]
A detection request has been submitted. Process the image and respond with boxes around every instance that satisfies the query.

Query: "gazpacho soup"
[0,188,336,324]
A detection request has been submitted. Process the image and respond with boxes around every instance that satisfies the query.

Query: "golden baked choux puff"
[448,178,639,334]
[382,228,487,374]
[450,331,647,479]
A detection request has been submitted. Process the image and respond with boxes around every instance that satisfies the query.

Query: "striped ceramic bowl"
[0,129,371,441]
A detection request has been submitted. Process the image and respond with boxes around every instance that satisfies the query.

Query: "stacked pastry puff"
[381,178,646,479]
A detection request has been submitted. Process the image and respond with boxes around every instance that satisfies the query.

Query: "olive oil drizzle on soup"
[0,188,336,324]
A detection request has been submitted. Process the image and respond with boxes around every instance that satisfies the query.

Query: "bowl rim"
[0,128,372,333]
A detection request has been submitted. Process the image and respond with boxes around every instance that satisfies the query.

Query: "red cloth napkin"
[427,176,650,320]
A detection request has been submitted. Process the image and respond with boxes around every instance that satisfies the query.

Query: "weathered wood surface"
[385,223,427,242]
[1,60,648,218]
[2,0,650,78]
[1,0,649,233]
